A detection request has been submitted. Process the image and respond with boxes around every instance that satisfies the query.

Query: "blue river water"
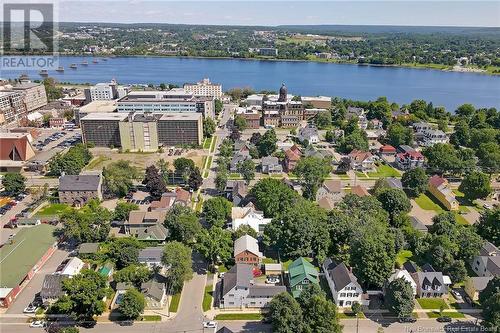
[1,56,499,111]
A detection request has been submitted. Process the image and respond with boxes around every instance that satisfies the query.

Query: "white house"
[323,259,369,307]
[471,242,500,277]
[386,269,417,295]
[58,257,84,277]
[421,129,448,147]
[138,247,164,269]
[298,125,319,144]
[230,204,272,234]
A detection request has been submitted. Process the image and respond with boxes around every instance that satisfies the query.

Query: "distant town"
[0,74,499,333]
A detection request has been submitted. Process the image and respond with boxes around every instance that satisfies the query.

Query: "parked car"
[24,303,37,313]
[398,317,416,323]
[202,321,217,329]
[437,316,452,323]
[266,276,280,284]
[451,290,463,301]
[29,321,46,328]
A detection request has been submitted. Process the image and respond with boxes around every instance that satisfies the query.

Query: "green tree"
[215,170,228,193]
[479,276,500,305]
[267,293,305,333]
[315,111,332,129]
[250,178,300,218]
[450,120,470,147]
[143,165,166,199]
[188,167,203,191]
[43,77,64,100]
[401,167,428,197]
[258,129,278,157]
[477,142,500,175]
[233,224,258,239]
[458,171,492,201]
[385,278,415,318]
[302,294,341,333]
[196,226,233,268]
[264,199,330,261]
[113,201,139,221]
[422,143,461,174]
[455,104,475,119]
[173,158,196,175]
[103,160,140,197]
[476,208,500,247]
[48,144,93,176]
[107,237,143,269]
[2,172,26,194]
[386,122,413,147]
[162,241,193,293]
[51,269,107,320]
[294,157,333,200]
[338,130,369,154]
[203,117,216,138]
[113,265,151,287]
[233,115,247,131]
[219,139,233,158]
[481,292,500,332]
[215,99,223,115]
[202,197,232,227]
[238,159,255,184]
[59,200,111,244]
[119,288,145,319]
[376,188,411,221]
[164,205,202,245]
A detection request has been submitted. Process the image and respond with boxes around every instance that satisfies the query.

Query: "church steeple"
[278,83,287,102]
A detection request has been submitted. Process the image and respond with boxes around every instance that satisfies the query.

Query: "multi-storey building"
[11,82,48,112]
[117,89,214,118]
[262,84,304,128]
[81,112,203,149]
[183,78,222,98]
[0,91,27,126]
[84,80,129,102]
[236,106,261,129]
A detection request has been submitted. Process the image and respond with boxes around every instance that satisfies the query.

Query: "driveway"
[409,199,436,225]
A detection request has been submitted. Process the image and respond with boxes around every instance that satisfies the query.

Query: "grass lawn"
[138,315,162,321]
[214,313,263,321]
[427,311,465,318]
[218,265,229,273]
[338,312,366,319]
[206,156,213,169]
[368,164,401,178]
[455,214,470,225]
[209,137,217,153]
[354,171,368,179]
[202,285,213,312]
[415,193,444,212]
[396,250,413,267]
[229,173,243,179]
[85,155,111,170]
[203,137,213,149]
[37,203,71,216]
[417,298,449,310]
[169,291,182,313]
[336,173,351,180]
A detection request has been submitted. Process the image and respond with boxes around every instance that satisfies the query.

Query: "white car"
[23,304,37,313]
[266,276,280,284]
[29,321,46,328]
[203,321,218,329]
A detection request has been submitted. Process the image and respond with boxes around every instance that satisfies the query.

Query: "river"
[1,56,499,111]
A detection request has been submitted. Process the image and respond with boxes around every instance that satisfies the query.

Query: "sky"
[54,1,500,27]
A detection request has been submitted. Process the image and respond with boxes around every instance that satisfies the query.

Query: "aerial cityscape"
[0,1,499,333]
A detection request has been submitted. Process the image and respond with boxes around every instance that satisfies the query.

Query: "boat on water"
[92,59,99,64]
[55,66,64,72]
[69,63,77,69]
[81,60,88,66]
[102,58,108,61]
[38,70,48,76]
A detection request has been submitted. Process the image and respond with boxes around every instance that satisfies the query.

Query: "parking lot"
[32,129,82,152]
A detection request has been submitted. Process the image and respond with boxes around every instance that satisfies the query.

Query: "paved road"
[6,249,69,314]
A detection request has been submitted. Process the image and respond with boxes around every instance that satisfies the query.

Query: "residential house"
[40,274,66,304]
[58,257,84,277]
[236,106,261,129]
[231,204,272,234]
[323,259,369,307]
[396,150,425,170]
[149,192,178,211]
[78,242,99,255]
[316,180,344,207]
[410,216,428,233]
[386,269,417,295]
[284,145,301,172]
[348,150,375,172]
[226,180,248,207]
[346,107,367,129]
[233,140,252,156]
[471,242,500,277]
[298,125,319,144]
[221,264,286,309]
[351,185,370,197]
[413,122,433,134]
[421,129,448,147]
[124,210,168,240]
[230,153,251,173]
[264,263,282,276]
[464,276,494,301]
[234,235,263,266]
[174,187,191,206]
[261,156,283,174]
[58,174,103,207]
[428,175,459,211]
[411,271,448,298]
[141,278,167,309]
[288,257,319,298]
[138,247,165,269]
[379,145,396,156]
[385,177,403,190]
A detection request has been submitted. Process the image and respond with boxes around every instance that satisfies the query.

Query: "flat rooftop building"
[75,100,118,125]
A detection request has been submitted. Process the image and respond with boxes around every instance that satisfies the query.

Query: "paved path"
[409,199,436,225]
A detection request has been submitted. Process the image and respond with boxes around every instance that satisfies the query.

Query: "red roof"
[379,145,396,153]
[429,175,446,188]
[349,149,372,162]
[396,151,424,160]
[351,185,370,197]
[285,146,301,161]
[175,188,191,203]
[0,135,34,161]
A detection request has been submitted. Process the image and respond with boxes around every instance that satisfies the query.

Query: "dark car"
[437,316,452,323]
[398,317,417,323]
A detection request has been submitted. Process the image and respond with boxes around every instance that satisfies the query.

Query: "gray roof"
[141,279,165,302]
[138,247,164,262]
[480,241,499,256]
[415,272,447,293]
[217,328,234,333]
[116,282,133,291]
[248,285,286,297]
[222,264,253,297]
[136,224,169,241]
[486,256,500,276]
[386,177,402,190]
[403,262,418,274]
[59,175,101,192]
[78,242,99,254]
[327,261,358,292]
[234,235,262,257]
[410,216,428,233]
[40,274,66,299]
[470,277,493,292]
[261,156,280,167]
[230,153,251,169]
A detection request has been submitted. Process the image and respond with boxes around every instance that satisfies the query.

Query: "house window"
[346,301,351,306]
[340,293,346,297]
[347,293,352,297]
[229,302,234,305]
[229,294,234,297]
[353,293,359,298]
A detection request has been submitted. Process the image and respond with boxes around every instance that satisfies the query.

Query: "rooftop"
[78,100,117,113]
[80,112,128,121]
[59,174,101,192]
[0,224,57,288]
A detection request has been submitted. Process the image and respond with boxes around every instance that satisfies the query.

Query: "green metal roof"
[288,257,319,287]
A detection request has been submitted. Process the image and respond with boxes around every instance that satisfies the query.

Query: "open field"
[368,164,401,178]
[37,203,71,216]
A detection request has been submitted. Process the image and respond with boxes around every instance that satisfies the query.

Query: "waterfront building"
[262,84,305,128]
[84,80,130,102]
[184,78,222,98]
